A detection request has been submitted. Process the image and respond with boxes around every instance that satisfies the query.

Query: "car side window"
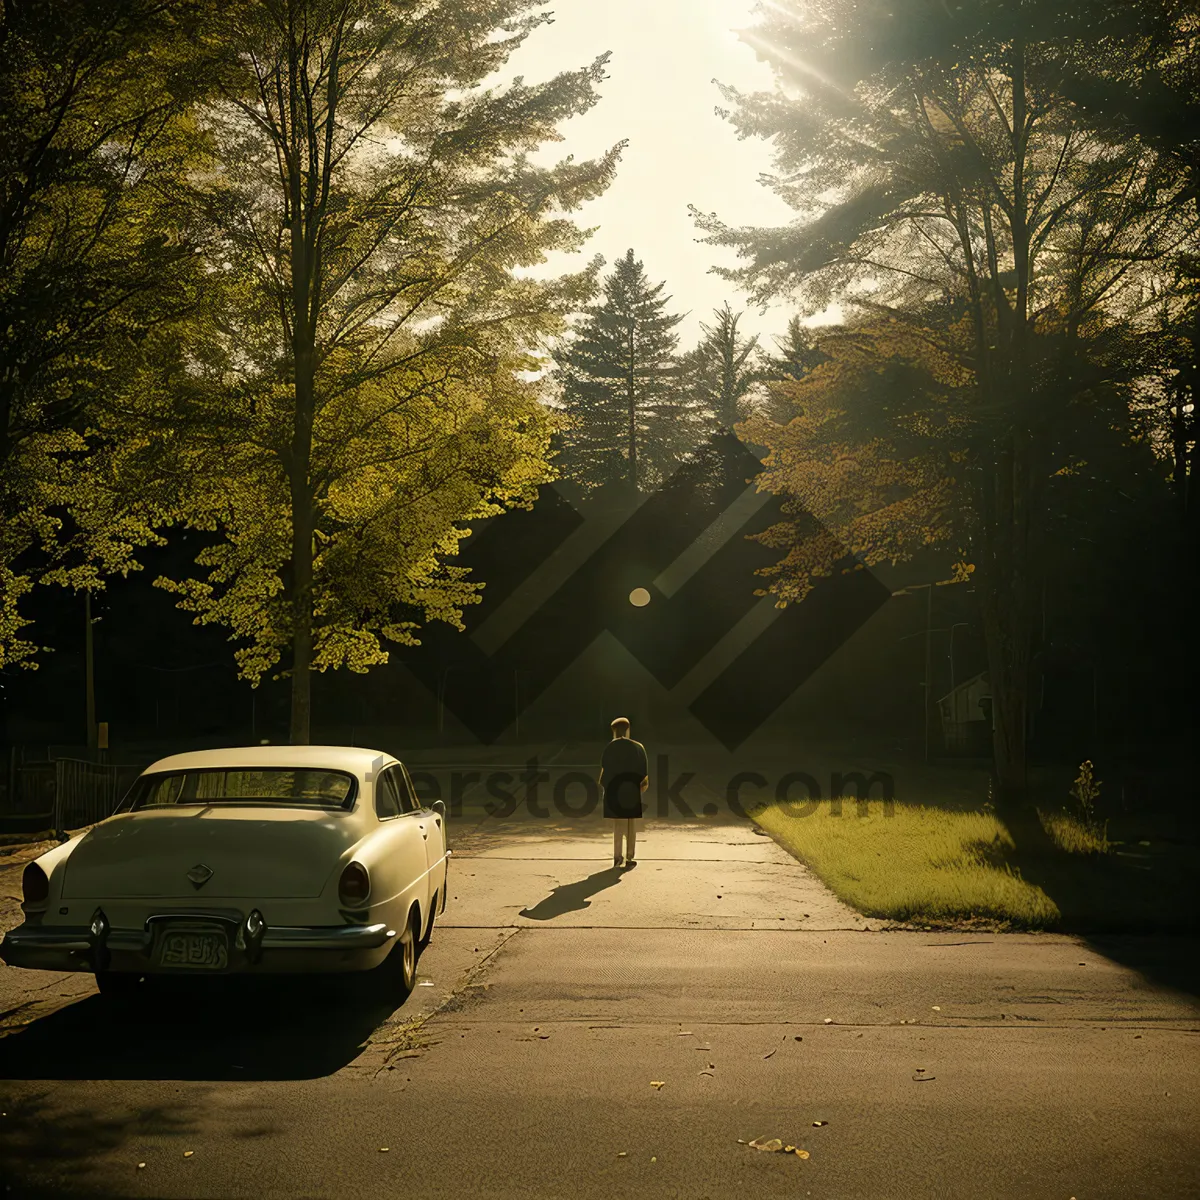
[375,768,402,820]
[397,765,421,814]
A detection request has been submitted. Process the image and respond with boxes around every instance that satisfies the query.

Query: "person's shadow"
[519,865,625,920]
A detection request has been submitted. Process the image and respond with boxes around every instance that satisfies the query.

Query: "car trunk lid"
[61,807,359,900]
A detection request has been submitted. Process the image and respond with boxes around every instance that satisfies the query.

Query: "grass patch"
[1038,809,1109,855]
[750,797,1195,932]
[751,798,1059,929]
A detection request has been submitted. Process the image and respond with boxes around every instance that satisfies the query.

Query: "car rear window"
[120,768,356,811]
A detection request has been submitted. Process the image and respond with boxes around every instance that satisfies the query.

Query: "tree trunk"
[286,34,316,747]
[980,585,1030,808]
[288,429,314,745]
[975,42,1037,812]
[975,430,1037,810]
[627,322,637,496]
[287,234,316,743]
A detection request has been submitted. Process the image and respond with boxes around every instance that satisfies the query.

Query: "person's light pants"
[613,818,638,861]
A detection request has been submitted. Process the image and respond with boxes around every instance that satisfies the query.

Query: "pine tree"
[554,249,694,495]
[679,302,761,430]
[758,315,832,425]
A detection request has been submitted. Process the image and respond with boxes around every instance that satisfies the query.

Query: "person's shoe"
[614,856,623,868]
[623,858,637,868]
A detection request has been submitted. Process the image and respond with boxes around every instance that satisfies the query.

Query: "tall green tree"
[0,0,216,669]
[1050,3,1200,539]
[758,314,830,424]
[679,302,761,430]
[697,0,1197,806]
[154,0,622,744]
[554,248,696,494]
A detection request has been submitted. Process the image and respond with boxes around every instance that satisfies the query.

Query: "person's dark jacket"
[601,737,648,819]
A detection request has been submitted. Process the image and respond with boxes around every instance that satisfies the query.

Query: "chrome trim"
[260,922,393,950]
[2,925,91,953]
[1,916,394,969]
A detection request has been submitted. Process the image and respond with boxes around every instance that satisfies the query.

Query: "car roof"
[141,745,399,778]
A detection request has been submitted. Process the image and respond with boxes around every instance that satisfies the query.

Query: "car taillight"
[22,863,49,905]
[338,861,370,906]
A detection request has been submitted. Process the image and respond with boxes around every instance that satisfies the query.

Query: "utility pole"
[84,591,97,752]
[894,584,937,761]
[923,584,932,763]
[948,622,968,698]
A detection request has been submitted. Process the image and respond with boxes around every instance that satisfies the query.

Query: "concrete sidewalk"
[443,809,871,932]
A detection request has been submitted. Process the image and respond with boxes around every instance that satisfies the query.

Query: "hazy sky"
[507,0,797,350]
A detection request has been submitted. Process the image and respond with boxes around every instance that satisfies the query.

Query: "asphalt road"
[1,795,1198,1198]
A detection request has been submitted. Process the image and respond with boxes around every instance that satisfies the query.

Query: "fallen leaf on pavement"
[931,1005,941,1011]
[794,1036,803,1041]
[137,1164,146,1170]
[795,1149,810,1159]
[677,1031,693,1036]
[736,1138,746,1144]
[616,1152,627,1157]
[379,1147,389,1153]
[650,1081,665,1089]
[699,1071,714,1077]
[650,1156,657,1162]
[750,1138,784,1152]
[912,1073,936,1081]
[183,1151,194,1158]
[812,1121,827,1127]
[763,1049,777,1059]
[823,1018,833,1024]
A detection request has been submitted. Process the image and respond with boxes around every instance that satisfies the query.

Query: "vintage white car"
[0,745,450,999]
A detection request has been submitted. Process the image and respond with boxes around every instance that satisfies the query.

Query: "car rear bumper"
[0,917,397,974]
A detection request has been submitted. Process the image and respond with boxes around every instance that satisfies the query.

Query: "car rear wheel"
[399,908,419,991]
[372,907,420,1003]
[386,907,424,993]
[419,894,436,950]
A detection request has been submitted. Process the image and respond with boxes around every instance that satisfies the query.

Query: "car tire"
[396,907,419,995]
[419,894,436,950]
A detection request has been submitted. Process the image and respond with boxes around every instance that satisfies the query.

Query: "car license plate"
[157,927,229,970]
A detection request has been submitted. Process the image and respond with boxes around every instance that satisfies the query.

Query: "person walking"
[599,716,648,868]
